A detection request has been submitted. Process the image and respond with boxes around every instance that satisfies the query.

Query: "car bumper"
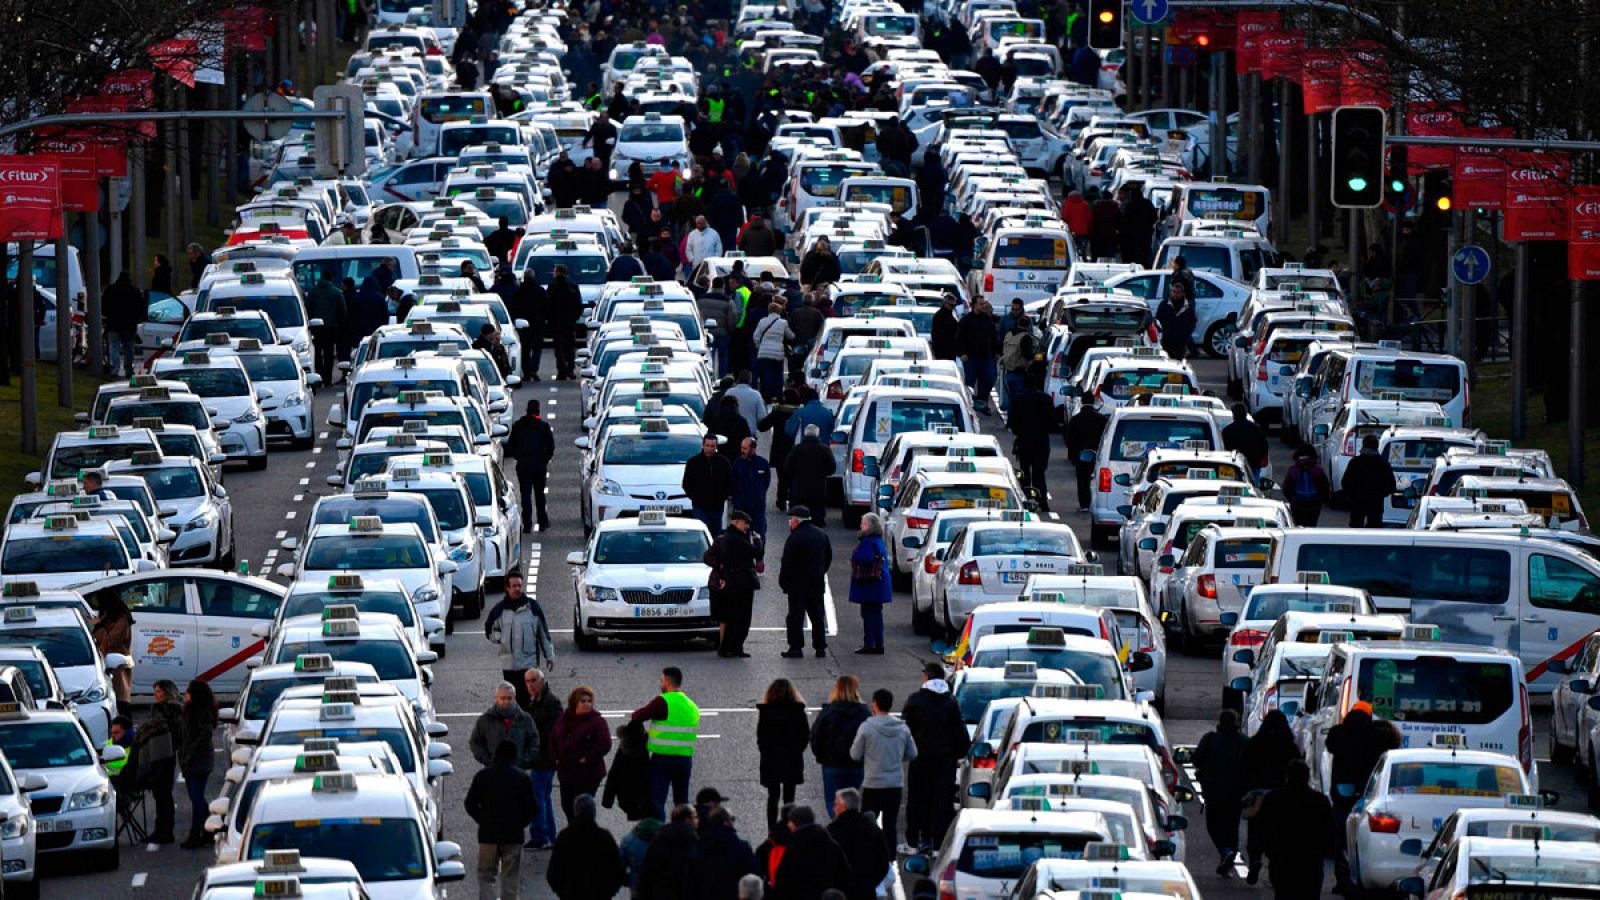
[582,602,718,637]
[171,527,220,565]
[944,585,1005,625]
[34,807,116,854]
[1,833,35,881]
[591,493,690,522]
[1353,834,1414,890]
[1183,594,1230,637]
[263,407,313,440]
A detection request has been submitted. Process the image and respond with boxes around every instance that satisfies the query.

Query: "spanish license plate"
[634,606,680,618]
[34,817,65,832]
[642,504,682,514]
[1001,572,1029,584]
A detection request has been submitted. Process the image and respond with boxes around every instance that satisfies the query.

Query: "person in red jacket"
[1061,190,1093,257]
[551,686,613,820]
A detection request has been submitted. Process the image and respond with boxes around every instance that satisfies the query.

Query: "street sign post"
[312,84,367,178]
[1451,245,1490,285]
[241,92,295,142]
[1130,0,1169,25]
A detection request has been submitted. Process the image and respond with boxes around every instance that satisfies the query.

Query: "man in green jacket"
[304,271,347,385]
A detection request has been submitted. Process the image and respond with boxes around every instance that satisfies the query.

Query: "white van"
[839,386,977,526]
[1169,180,1271,239]
[411,91,492,159]
[1337,346,1471,429]
[1088,408,1223,547]
[971,222,1076,307]
[838,175,919,219]
[1266,529,1600,691]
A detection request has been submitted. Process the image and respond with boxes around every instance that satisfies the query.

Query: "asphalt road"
[36,354,1589,900]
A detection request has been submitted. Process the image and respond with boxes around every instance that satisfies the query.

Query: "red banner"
[63,98,131,176]
[223,6,271,52]
[1568,186,1600,279]
[33,131,99,213]
[1406,102,1467,172]
[99,71,158,140]
[1301,50,1341,114]
[1454,147,1508,211]
[0,156,64,241]
[1341,43,1391,108]
[1234,12,1279,74]
[150,39,199,87]
[1504,151,1571,241]
[1259,29,1305,81]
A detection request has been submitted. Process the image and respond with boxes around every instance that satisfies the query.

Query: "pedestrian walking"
[102,271,144,377]
[638,805,699,900]
[758,679,811,829]
[1192,708,1248,875]
[1342,434,1398,527]
[632,667,701,821]
[849,514,892,654]
[469,682,541,772]
[706,510,762,656]
[810,676,870,814]
[710,396,754,460]
[466,741,538,900]
[1222,403,1271,484]
[484,217,519,266]
[1061,190,1093,258]
[799,237,841,292]
[546,794,623,899]
[827,788,888,900]
[1326,702,1399,893]
[1118,185,1158,267]
[136,678,184,843]
[752,304,794,400]
[849,689,917,857]
[930,294,960,361]
[760,389,802,508]
[1240,709,1301,884]
[551,686,613,820]
[699,279,736,376]
[305,271,347,384]
[512,270,547,380]
[186,242,214,287]
[1006,371,1055,512]
[1089,190,1121,260]
[779,507,831,658]
[178,679,217,849]
[602,719,656,821]
[1283,445,1331,526]
[998,310,1034,411]
[901,661,969,853]
[784,426,836,526]
[485,572,555,706]
[684,434,734,536]
[1155,281,1196,360]
[151,254,174,295]
[1064,395,1107,511]
[731,438,774,539]
[956,299,999,414]
[727,370,768,434]
[770,805,852,900]
[522,668,562,849]
[683,806,758,900]
[1256,760,1332,900]
[548,265,583,379]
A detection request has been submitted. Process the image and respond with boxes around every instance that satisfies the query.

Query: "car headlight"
[597,479,623,496]
[233,409,260,424]
[586,585,619,603]
[281,391,307,408]
[695,586,710,602]
[186,511,217,532]
[448,545,473,562]
[76,684,107,704]
[0,814,28,838]
[293,339,310,354]
[68,787,109,810]
[413,586,439,604]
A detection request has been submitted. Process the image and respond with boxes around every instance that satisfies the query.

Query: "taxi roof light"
[1505,793,1545,809]
[294,653,334,673]
[294,752,339,773]
[322,604,360,621]
[389,466,422,481]
[0,582,38,598]
[139,386,172,400]
[319,702,357,721]
[1084,842,1131,862]
[321,689,362,706]
[1430,732,1467,749]
[1027,626,1067,646]
[260,849,305,873]
[1062,685,1105,701]
[1318,630,1354,644]
[130,450,165,466]
[322,676,359,694]
[311,772,357,791]
[1003,661,1038,680]
[44,480,79,497]
[131,416,166,431]
[386,434,419,447]
[42,515,77,531]
[1,607,36,623]
[205,333,233,346]
[401,421,430,433]
[1299,571,1331,585]
[637,510,668,526]
[86,425,121,438]
[1404,624,1441,641]
[349,516,384,532]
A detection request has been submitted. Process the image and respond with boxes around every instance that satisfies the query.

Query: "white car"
[608,114,691,182]
[0,706,122,869]
[358,465,487,619]
[0,515,145,592]
[0,740,44,894]
[277,575,445,658]
[219,655,383,759]
[909,509,1013,636]
[567,512,716,650]
[580,420,704,532]
[151,351,269,470]
[927,808,1119,900]
[932,517,1091,634]
[104,451,236,568]
[1404,835,1600,900]
[222,338,321,449]
[276,517,456,632]
[385,451,521,591]
[1234,641,1332,735]
[258,611,437,724]
[1219,582,1372,705]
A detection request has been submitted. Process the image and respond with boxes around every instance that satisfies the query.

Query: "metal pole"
[164,101,180,285]
[1461,210,1476,380]
[1445,210,1460,357]
[85,205,104,376]
[1570,39,1589,488]
[1209,51,1226,177]
[1307,111,1320,250]
[178,89,195,250]
[1512,238,1530,439]
[131,147,147,292]
[1179,62,1191,110]
[55,231,72,407]
[1247,73,1263,185]
[18,244,37,454]
[1140,27,1153,110]
[1161,31,1172,109]
[109,182,123,284]
[1349,209,1362,306]
[1277,79,1291,246]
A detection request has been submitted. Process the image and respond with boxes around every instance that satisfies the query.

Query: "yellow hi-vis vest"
[707,97,726,124]
[646,691,700,756]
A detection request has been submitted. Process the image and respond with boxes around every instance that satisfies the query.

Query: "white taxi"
[277,516,455,628]
[882,466,1024,584]
[219,653,382,758]
[385,452,520,591]
[0,705,122,869]
[1218,581,1372,704]
[258,610,437,723]
[355,466,485,618]
[1404,835,1600,900]
[219,338,319,449]
[104,451,236,568]
[0,514,146,591]
[277,575,444,658]
[932,516,1091,633]
[0,605,123,746]
[193,848,364,897]
[151,351,269,470]
[580,419,704,531]
[925,808,1116,900]
[567,511,715,650]
[909,508,1014,636]
[0,744,43,895]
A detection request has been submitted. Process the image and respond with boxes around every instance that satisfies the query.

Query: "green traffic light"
[1347,176,1369,192]
[1390,178,1406,193]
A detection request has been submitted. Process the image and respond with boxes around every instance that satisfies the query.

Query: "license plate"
[642,504,682,513]
[634,606,681,618]
[1001,572,1029,584]
[35,818,64,832]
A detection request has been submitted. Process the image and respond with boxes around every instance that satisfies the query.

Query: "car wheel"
[291,434,315,451]
[911,597,934,636]
[1089,525,1115,549]
[1178,605,1198,655]
[96,842,120,872]
[842,505,863,529]
[10,875,38,900]
[573,606,599,651]
[443,610,455,636]
[1553,717,1574,765]
[1204,320,1236,359]
[246,454,268,471]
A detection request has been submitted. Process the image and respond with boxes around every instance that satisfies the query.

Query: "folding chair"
[112,752,150,846]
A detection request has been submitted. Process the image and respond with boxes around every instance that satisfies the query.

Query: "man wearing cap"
[706,510,762,657]
[778,506,831,658]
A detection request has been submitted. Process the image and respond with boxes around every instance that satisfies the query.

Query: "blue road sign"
[1130,0,1168,25]
[1167,45,1197,67]
[1452,245,1491,285]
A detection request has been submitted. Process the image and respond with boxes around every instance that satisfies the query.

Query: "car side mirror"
[324,473,345,488]
[831,430,848,444]
[427,741,451,760]
[1219,611,1239,627]
[506,375,521,387]
[426,721,449,738]
[903,856,930,876]
[935,548,948,561]
[218,707,238,724]
[1259,477,1276,490]
[1549,659,1570,675]
[1112,473,1131,486]
[1396,876,1424,896]
[335,438,352,451]
[209,797,231,817]
[1173,746,1194,765]
[17,773,46,793]
[1313,424,1329,437]
[427,759,454,779]
[231,748,253,766]
[249,623,273,639]
[104,652,132,671]
[1148,522,1167,536]
[1157,554,1175,567]
[100,744,127,764]
[1586,694,1600,711]
[1116,504,1132,519]
[1152,838,1176,858]
[439,560,458,575]
[1165,814,1188,832]
[574,436,591,449]
[276,562,297,578]
[1230,676,1252,693]
[1127,651,1153,672]
[416,650,439,665]
[23,472,41,488]
[863,457,880,477]
[902,535,923,549]
[1233,336,1247,348]
[1232,648,1256,667]
[306,372,323,386]
[566,551,586,565]
[204,814,225,834]
[327,404,345,427]
[1136,537,1156,551]
[474,513,492,528]
[279,537,299,551]
[308,318,326,328]
[1570,676,1591,694]
[966,782,991,800]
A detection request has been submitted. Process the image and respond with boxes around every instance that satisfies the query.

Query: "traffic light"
[1330,105,1386,208]
[1088,0,1121,50]
[1384,145,1410,210]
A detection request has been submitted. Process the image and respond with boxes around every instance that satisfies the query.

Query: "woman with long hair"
[551,685,613,819]
[757,679,809,829]
[808,676,870,816]
[179,680,219,849]
[137,679,185,843]
[91,594,135,715]
[1241,709,1302,883]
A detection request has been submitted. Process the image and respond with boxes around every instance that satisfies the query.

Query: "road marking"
[312,446,323,454]
[824,580,839,636]
[285,511,297,520]
[276,531,287,540]
[146,843,159,852]
[1048,511,1060,520]
[132,872,147,888]
[293,494,303,502]
[547,414,556,420]
[549,399,557,406]
[304,461,317,469]
[298,478,309,487]
[319,432,329,439]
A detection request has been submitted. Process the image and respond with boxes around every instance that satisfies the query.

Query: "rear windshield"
[1481,489,1578,522]
[1019,719,1158,751]
[1245,591,1362,621]
[1146,461,1247,482]
[921,486,1015,510]
[841,183,912,214]
[865,401,963,443]
[1385,760,1521,796]
[1387,439,1473,471]
[1101,369,1190,399]
[958,832,1098,877]
[1110,419,1212,462]
[969,648,1123,698]
[1184,188,1264,222]
[800,165,873,197]
[1355,360,1462,402]
[994,236,1069,269]
[1267,339,1310,364]
[1356,657,1516,725]
[971,529,1077,556]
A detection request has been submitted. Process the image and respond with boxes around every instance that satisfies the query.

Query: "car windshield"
[203,294,305,328]
[957,831,1098,877]
[994,235,1069,269]
[2,536,127,575]
[5,660,52,701]
[971,529,1078,556]
[0,720,93,768]
[236,353,302,383]
[1356,658,1515,725]
[419,96,486,123]
[374,338,470,360]
[305,535,431,570]
[402,487,469,531]
[619,123,684,143]
[1387,761,1521,797]
[603,434,702,466]
[1101,369,1191,399]
[528,255,608,285]
[272,639,417,681]
[0,627,96,667]
[242,672,381,721]
[247,817,426,883]
[800,165,872,197]
[107,401,211,431]
[1110,420,1213,461]
[441,127,518,156]
[161,368,251,398]
[593,529,709,564]
[968,648,1123,698]
[49,442,157,479]
[282,590,415,625]
[357,410,468,441]
[179,317,275,344]
[1356,360,1461,402]
[351,380,461,419]
[312,499,437,540]
[132,465,207,500]
[1020,718,1158,750]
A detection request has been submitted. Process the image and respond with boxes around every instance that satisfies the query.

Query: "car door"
[1521,551,1600,689]
[86,575,196,695]
[193,577,283,696]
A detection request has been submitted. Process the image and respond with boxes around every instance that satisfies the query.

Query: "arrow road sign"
[1452,245,1491,285]
[1131,0,1168,25]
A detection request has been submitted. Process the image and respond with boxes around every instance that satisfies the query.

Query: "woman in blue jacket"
[850,513,892,654]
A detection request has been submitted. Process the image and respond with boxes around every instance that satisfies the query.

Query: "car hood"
[17,762,103,805]
[604,464,688,490]
[590,563,708,587]
[160,497,212,524]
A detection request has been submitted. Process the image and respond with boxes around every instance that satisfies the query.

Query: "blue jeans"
[859,602,885,649]
[528,767,557,844]
[109,330,136,376]
[1001,371,1026,412]
[691,505,724,537]
[648,754,694,821]
[712,334,730,377]
[756,358,785,399]
[822,766,864,818]
[962,356,997,409]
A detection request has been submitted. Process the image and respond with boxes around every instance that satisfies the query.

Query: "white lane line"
[304,461,316,469]
[549,399,557,406]
[298,478,310,487]
[318,432,329,439]
[824,580,839,636]
[146,843,159,852]
[276,531,287,539]
[547,414,556,420]
[132,872,148,888]
[312,446,323,454]
[1048,511,1060,520]
[549,387,557,393]
[293,494,304,503]
[285,511,297,520]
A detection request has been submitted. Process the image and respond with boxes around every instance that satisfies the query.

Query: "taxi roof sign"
[349,516,383,532]
[1181,440,1210,450]
[634,399,665,413]
[205,333,233,346]
[1,607,36,623]
[183,351,212,364]
[0,582,38,598]
[1027,626,1066,646]
[322,619,360,639]
[294,653,334,673]
[294,751,339,773]
[1003,661,1038,679]
[311,772,357,792]
[255,876,303,899]
[1318,630,1355,644]
[128,374,158,388]
[385,434,419,448]
[1084,842,1131,862]
[409,322,434,335]
[401,421,430,433]
[322,604,359,621]
[1009,796,1049,812]
[637,510,668,526]
[1185,468,1218,480]
[130,450,165,466]
[1430,732,1467,749]
[139,386,172,400]
[1298,571,1331,585]
[0,702,25,719]
[389,466,421,481]
[86,425,121,438]
[1030,684,1074,699]
[639,417,671,433]
[1404,624,1441,642]
[45,480,78,497]
[1063,685,1106,701]
[1505,793,1545,809]
[131,416,165,430]
[319,702,357,721]
[421,452,453,467]
[260,849,305,872]
[42,515,76,531]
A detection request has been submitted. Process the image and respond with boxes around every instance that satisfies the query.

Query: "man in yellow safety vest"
[630,666,699,820]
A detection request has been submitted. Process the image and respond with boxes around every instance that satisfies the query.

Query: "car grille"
[627,492,687,502]
[30,796,62,815]
[621,588,694,605]
[38,831,75,851]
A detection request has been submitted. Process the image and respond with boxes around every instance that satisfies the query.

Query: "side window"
[1529,554,1600,615]
[97,577,188,614]
[1193,276,1225,300]
[196,580,280,620]
[1180,533,1208,567]
[1118,275,1160,300]
[1412,547,1510,605]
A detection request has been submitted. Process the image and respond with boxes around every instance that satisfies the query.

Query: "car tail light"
[827,380,845,400]
[1256,359,1269,381]
[939,862,958,900]
[1159,751,1181,792]
[1090,167,1102,176]
[984,273,994,293]
[1342,432,1359,456]
[924,554,941,574]
[958,561,982,584]
[1158,541,1174,573]
[1138,621,1156,653]
[1260,684,1277,710]
[1147,324,1158,343]
[1198,574,1217,599]
[1098,468,1111,493]
[1519,683,1533,773]
[1230,628,1267,647]
[907,516,933,530]
[1367,812,1402,834]
[971,751,996,769]
[852,449,865,473]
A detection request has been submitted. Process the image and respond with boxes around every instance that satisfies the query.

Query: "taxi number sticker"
[294,819,321,828]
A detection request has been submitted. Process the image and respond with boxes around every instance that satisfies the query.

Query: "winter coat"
[468,703,541,769]
[1090,199,1121,256]
[547,818,624,899]
[827,809,889,900]
[1325,709,1396,796]
[683,823,758,900]
[783,400,832,442]
[506,414,556,471]
[770,823,852,900]
[1007,385,1055,456]
[548,277,584,327]
[730,454,773,520]
[784,437,836,511]
[683,451,734,511]
[1241,725,1301,793]
[620,819,662,889]
[931,307,960,359]
[849,713,917,789]
[1283,457,1331,507]
[901,683,970,761]
[956,311,998,359]
[552,707,613,787]
[708,526,763,592]
[635,821,698,900]
[464,759,538,844]
[707,191,747,246]
[489,598,555,670]
[757,700,810,787]
[727,383,768,433]
[799,249,841,287]
[1192,721,1247,805]
[1061,194,1094,236]
[1343,450,1398,509]
[739,222,781,257]
[137,699,184,766]
[752,313,794,362]
[847,535,891,604]
[1258,783,1332,866]
[608,254,646,282]
[304,280,347,328]
[779,521,832,597]
[346,287,389,341]
[178,708,217,777]
[1222,418,1271,470]
[103,277,146,333]
[698,292,735,339]
[525,686,563,770]
[710,406,753,459]
[1065,406,1108,460]
[602,720,655,820]
[685,227,724,269]
[810,700,870,769]
[788,305,823,345]
[1155,298,1196,356]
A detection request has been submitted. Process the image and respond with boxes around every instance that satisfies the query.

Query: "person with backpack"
[1283,445,1331,526]
[485,571,556,708]
[998,315,1035,414]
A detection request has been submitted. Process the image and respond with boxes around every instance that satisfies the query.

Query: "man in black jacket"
[465,741,538,900]
[1257,760,1332,900]
[584,113,618,172]
[506,400,555,532]
[710,511,763,657]
[484,216,519,266]
[772,805,853,900]
[1064,395,1108,510]
[827,789,888,900]
[683,435,733,536]
[1006,373,1056,513]
[955,299,998,414]
[1222,403,1271,483]
[779,506,832,659]
[102,271,145,377]
[521,668,563,849]
[511,270,547,380]
[546,794,624,900]
[783,426,837,526]
[930,294,960,361]
[1342,434,1398,527]
[546,265,583,380]
[900,661,970,852]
